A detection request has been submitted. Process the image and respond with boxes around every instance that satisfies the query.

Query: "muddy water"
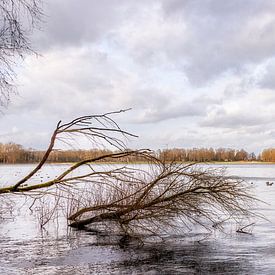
[0,163,275,274]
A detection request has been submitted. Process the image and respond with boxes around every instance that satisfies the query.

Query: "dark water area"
[1,164,275,274]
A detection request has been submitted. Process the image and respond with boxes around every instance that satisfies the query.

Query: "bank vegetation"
[0,143,265,164]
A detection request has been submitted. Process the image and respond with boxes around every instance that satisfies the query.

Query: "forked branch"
[0,111,259,236]
[1,109,138,193]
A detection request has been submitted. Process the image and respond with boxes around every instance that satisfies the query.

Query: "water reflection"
[1,224,274,274]
[0,231,257,274]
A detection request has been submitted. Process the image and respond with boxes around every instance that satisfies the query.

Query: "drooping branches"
[67,160,257,234]
[0,110,259,236]
[0,0,43,106]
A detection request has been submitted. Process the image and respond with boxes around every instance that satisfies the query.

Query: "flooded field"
[0,163,275,274]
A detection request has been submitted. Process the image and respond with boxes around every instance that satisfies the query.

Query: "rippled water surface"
[0,163,275,274]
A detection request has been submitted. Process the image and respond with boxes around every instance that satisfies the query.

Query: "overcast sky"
[1,0,275,153]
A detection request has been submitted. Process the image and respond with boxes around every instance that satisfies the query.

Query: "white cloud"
[1,0,275,153]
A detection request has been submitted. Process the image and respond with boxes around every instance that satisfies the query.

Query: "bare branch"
[0,0,43,106]
[67,161,260,235]
[0,111,260,237]
[0,110,140,192]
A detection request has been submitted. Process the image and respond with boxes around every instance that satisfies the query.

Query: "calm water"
[0,163,275,274]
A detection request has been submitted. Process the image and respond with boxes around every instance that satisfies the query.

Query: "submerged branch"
[67,161,259,234]
[0,111,260,236]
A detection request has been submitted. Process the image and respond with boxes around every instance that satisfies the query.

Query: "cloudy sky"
[1,0,275,153]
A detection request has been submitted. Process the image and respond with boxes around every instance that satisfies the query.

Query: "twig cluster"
[0,111,259,236]
[0,0,42,106]
[67,159,256,234]
[0,110,136,193]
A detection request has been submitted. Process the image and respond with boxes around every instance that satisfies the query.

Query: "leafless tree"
[0,110,259,236]
[67,159,257,235]
[0,0,42,106]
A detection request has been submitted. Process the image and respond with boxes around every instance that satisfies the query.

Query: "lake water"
[0,163,275,274]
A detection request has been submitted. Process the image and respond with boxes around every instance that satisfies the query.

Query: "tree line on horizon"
[0,142,271,164]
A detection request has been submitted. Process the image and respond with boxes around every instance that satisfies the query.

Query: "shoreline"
[1,161,275,165]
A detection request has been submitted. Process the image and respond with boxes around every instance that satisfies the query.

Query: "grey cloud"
[194,94,223,106]
[223,84,247,98]
[136,95,210,123]
[33,0,130,50]
[198,80,275,129]
[259,59,275,89]
[162,0,270,19]
[11,47,186,126]
[130,0,275,85]
[200,111,272,128]
[5,56,119,133]
[130,92,226,124]
[34,0,275,85]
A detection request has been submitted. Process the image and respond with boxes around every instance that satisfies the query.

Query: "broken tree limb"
[0,110,138,193]
[0,111,261,236]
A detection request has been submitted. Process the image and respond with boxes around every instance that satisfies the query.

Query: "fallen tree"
[67,160,256,235]
[0,110,258,235]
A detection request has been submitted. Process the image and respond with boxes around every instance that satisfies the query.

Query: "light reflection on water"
[0,163,275,274]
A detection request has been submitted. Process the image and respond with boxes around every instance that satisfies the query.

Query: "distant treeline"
[261,148,275,162]
[0,143,113,164]
[0,142,274,164]
[158,148,257,162]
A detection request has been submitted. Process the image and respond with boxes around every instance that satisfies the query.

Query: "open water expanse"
[0,163,275,274]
